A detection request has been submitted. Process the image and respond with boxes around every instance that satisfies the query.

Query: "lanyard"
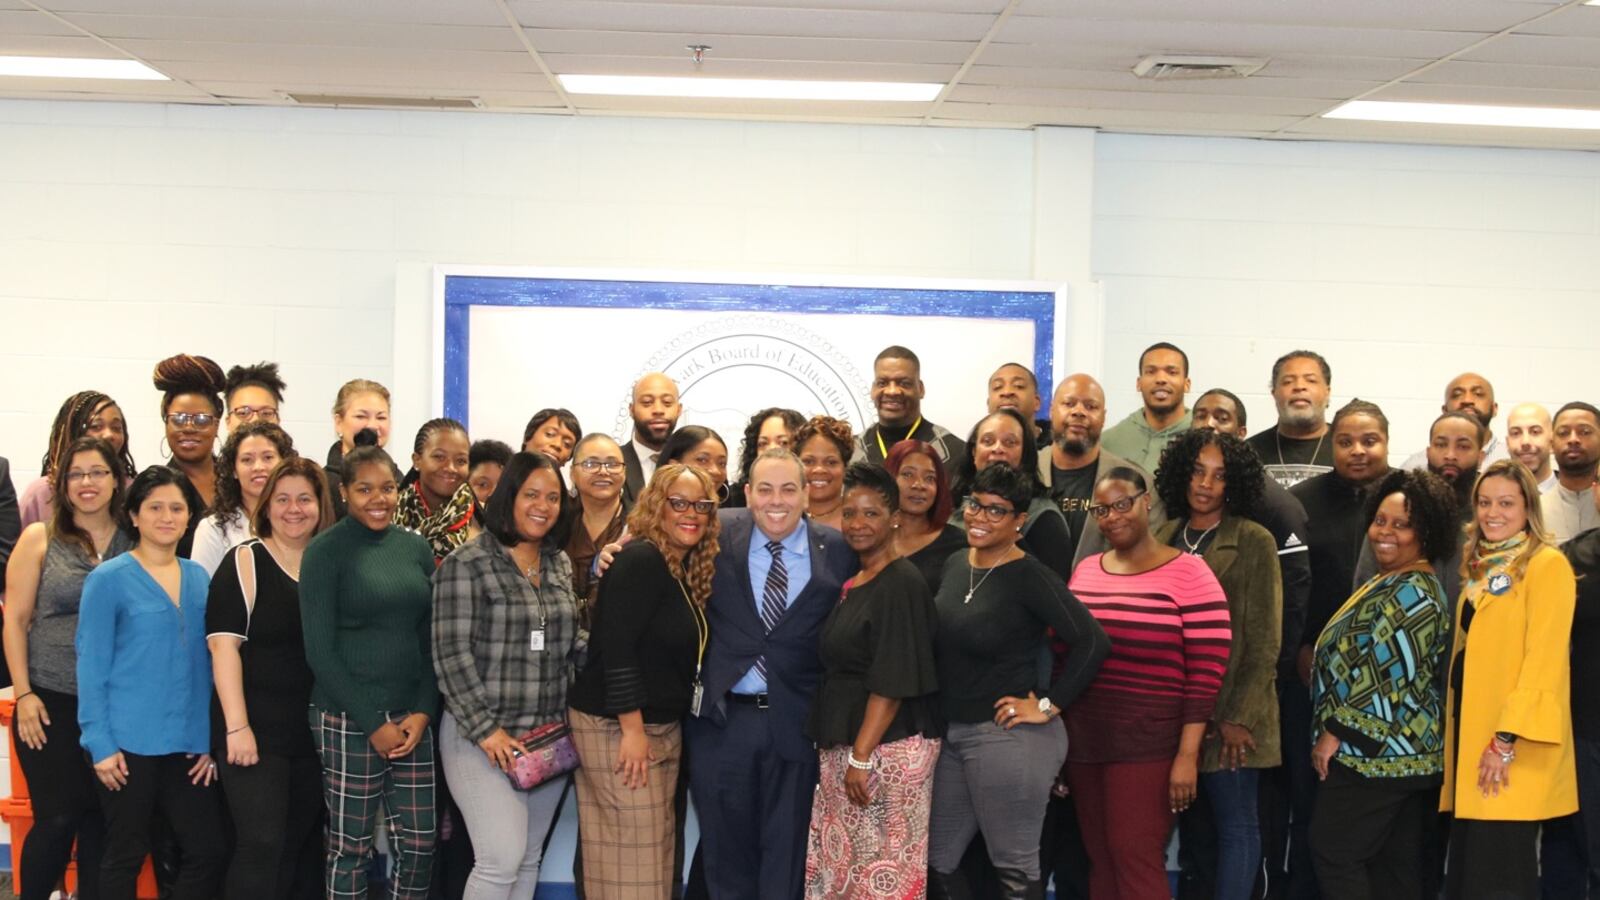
[676,577,709,676]
[875,416,923,459]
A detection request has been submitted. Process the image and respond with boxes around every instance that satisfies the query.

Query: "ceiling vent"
[1132,55,1269,80]
[285,92,483,110]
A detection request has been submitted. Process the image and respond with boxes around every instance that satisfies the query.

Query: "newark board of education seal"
[613,314,871,453]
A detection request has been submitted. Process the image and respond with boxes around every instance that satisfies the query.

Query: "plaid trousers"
[311,706,437,899]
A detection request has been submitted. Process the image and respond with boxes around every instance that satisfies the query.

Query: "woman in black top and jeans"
[567,463,722,899]
[207,456,335,900]
[927,464,1110,900]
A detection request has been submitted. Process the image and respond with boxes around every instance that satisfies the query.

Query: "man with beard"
[1246,351,1335,489]
[1401,372,1509,470]
[1507,402,1557,493]
[854,345,964,470]
[987,361,1050,448]
[1101,342,1193,473]
[1542,402,1600,542]
[1038,373,1159,567]
[621,371,682,506]
[1191,388,1311,900]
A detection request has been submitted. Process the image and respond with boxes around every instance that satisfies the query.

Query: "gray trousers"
[439,712,567,900]
[928,719,1068,879]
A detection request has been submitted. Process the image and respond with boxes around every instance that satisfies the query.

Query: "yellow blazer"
[1441,545,1578,820]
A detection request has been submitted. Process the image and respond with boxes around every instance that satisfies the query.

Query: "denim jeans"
[1203,768,1263,900]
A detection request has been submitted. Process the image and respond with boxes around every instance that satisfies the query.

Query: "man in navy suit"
[686,447,856,900]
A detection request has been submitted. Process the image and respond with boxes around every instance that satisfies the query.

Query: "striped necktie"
[754,539,788,680]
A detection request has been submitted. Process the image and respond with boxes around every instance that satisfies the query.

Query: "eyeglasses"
[576,459,625,474]
[164,412,216,429]
[230,406,279,423]
[66,468,113,484]
[666,496,716,515]
[1088,490,1147,519]
[963,497,1016,522]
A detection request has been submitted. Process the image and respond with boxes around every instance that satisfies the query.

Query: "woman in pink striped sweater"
[1065,466,1232,900]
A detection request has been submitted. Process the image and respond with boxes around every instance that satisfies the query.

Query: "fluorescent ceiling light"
[0,55,167,80]
[1325,99,1600,130]
[559,74,940,102]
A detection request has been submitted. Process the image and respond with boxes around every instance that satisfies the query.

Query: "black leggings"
[218,752,325,900]
[95,751,227,900]
[13,688,104,900]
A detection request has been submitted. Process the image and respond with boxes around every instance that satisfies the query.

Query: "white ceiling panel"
[992,19,1489,59]
[39,0,508,26]
[60,15,524,50]
[0,0,1592,149]
[545,53,955,82]
[121,42,537,74]
[512,1,995,42]
[1456,33,1600,67]
[950,85,1331,116]
[1016,0,1547,32]
[1408,59,1600,90]
[529,30,973,64]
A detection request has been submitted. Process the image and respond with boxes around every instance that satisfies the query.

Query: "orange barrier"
[0,698,158,897]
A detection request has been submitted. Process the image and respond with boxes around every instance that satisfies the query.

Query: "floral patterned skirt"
[805,735,941,900]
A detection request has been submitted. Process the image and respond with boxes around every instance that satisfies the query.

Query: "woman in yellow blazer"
[1442,459,1578,899]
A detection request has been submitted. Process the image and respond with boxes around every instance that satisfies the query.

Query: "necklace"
[1276,427,1327,469]
[965,551,1007,604]
[1182,522,1219,554]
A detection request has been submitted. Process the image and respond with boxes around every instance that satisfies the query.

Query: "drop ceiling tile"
[0,34,115,55]
[1456,32,1600,67]
[39,0,508,26]
[1370,81,1600,107]
[952,84,1331,116]
[545,53,955,82]
[1509,5,1600,38]
[0,9,77,34]
[1019,0,1544,32]
[512,0,996,42]
[531,30,973,64]
[123,42,536,74]
[181,66,556,92]
[963,65,1379,101]
[990,19,1484,61]
[64,15,525,50]
[1409,59,1600,91]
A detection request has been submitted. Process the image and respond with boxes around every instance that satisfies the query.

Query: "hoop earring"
[159,436,171,459]
[717,482,732,504]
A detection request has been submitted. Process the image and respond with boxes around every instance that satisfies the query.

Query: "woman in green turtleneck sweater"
[300,434,439,899]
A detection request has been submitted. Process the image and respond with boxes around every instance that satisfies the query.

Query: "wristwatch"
[1038,697,1057,719]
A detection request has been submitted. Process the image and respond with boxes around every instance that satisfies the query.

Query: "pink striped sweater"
[1065,552,1232,763]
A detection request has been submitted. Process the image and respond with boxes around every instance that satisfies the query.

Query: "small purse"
[504,721,580,791]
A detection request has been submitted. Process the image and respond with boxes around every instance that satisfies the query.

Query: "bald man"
[1506,402,1557,492]
[1401,372,1510,471]
[621,372,682,505]
[1039,373,1162,568]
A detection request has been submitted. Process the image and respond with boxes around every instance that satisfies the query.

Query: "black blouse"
[205,539,316,758]
[806,559,941,748]
[568,540,705,724]
[903,524,967,596]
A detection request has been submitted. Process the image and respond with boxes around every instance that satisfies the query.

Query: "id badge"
[530,629,546,652]
[690,680,705,717]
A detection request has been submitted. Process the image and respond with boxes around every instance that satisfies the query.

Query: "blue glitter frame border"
[441,273,1058,429]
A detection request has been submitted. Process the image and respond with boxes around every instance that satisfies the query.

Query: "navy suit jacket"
[696,509,856,761]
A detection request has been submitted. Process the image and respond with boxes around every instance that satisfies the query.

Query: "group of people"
[0,341,1594,900]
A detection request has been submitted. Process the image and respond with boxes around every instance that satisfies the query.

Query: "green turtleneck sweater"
[300,517,439,735]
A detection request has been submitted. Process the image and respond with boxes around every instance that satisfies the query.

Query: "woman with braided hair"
[396,418,479,566]
[19,390,135,529]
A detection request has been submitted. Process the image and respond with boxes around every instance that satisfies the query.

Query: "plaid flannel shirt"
[431,531,581,744]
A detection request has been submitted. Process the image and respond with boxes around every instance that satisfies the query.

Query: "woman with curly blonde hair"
[567,463,721,899]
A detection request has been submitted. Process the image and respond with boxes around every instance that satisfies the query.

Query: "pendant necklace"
[1182,523,1219,554]
[966,554,1001,604]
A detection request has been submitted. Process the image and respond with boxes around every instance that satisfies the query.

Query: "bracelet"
[15,691,34,703]
[847,752,874,771]
[1491,739,1516,763]
[227,724,251,736]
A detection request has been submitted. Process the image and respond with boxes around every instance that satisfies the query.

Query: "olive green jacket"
[1156,514,1284,770]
